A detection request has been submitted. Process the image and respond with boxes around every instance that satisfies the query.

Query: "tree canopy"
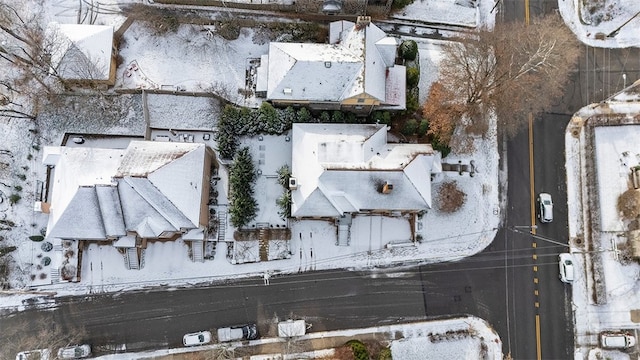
[430,14,580,137]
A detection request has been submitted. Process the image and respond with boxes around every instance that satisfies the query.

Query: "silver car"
[538,193,553,223]
[57,345,91,359]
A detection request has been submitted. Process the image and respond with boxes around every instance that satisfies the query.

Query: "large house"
[289,123,440,219]
[46,23,118,87]
[256,16,406,113]
[41,141,214,281]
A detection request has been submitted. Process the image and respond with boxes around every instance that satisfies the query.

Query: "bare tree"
[0,1,61,120]
[433,14,580,136]
[0,317,86,359]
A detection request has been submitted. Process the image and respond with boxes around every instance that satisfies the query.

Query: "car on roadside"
[558,253,575,283]
[538,193,554,223]
[56,344,91,359]
[15,349,51,360]
[600,331,636,349]
[217,323,259,342]
[183,331,212,347]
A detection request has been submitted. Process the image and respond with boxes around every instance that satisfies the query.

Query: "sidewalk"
[94,316,502,360]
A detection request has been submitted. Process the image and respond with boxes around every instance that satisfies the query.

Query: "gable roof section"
[47,22,114,81]
[119,176,195,233]
[48,186,107,240]
[116,141,200,177]
[146,144,206,226]
[95,185,126,238]
[266,42,362,101]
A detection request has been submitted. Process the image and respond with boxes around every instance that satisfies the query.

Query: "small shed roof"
[46,22,114,81]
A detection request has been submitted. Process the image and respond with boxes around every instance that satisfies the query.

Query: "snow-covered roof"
[46,141,208,242]
[266,42,362,101]
[291,124,437,217]
[46,22,114,81]
[262,18,402,105]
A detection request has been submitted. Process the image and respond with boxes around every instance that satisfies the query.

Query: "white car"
[538,193,554,223]
[183,331,212,346]
[15,349,51,360]
[57,344,91,359]
[558,253,575,283]
[600,332,636,349]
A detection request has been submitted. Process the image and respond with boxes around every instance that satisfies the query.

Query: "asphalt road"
[1,270,429,354]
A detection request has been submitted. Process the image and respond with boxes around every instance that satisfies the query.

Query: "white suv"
[57,345,91,359]
[600,332,636,349]
[558,253,575,283]
[183,331,212,346]
[538,193,553,223]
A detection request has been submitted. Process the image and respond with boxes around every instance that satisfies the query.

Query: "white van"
[600,332,636,349]
[15,349,50,360]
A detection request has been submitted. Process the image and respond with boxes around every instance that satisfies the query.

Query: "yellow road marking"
[535,302,540,308]
[529,113,536,235]
[534,278,538,284]
[534,290,539,296]
[533,265,538,272]
[536,314,542,360]
[532,242,537,248]
[532,254,537,260]
[525,0,530,26]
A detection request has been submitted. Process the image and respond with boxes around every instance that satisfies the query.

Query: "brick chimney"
[382,181,393,194]
[356,16,371,28]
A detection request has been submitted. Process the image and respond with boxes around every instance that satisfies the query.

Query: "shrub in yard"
[332,110,344,123]
[277,165,291,188]
[14,185,22,192]
[346,340,370,360]
[17,174,26,181]
[297,107,314,123]
[392,0,416,10]
[432,136,452,158]
[406,67,420,88]
[417,119,429,137]
[378,347,392,360]
[399,40,418,61]
[617,189,640,219]
[319,111,331,123]
[401,119,418,136]
[9,194,21,205]
[437,181,466,213]
[371,111,392,126]
[0,246,17,257]
[276,190,291,219]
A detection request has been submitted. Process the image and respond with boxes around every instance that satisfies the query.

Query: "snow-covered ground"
[566,81,640,359]
[88,316,501,360]
[0,0,500,298]
[559,0,640,47]
[0,0,504,358]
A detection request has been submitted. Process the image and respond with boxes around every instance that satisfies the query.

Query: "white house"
[256,16,406,113]
[289,123,441,219]
[41,141,214,281]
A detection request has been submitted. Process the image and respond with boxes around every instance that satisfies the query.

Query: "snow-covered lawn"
[566,87,640,359]
[559,0,640,47]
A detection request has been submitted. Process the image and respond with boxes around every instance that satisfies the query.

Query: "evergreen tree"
[297,107,313,123]
[229,147,258,228]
